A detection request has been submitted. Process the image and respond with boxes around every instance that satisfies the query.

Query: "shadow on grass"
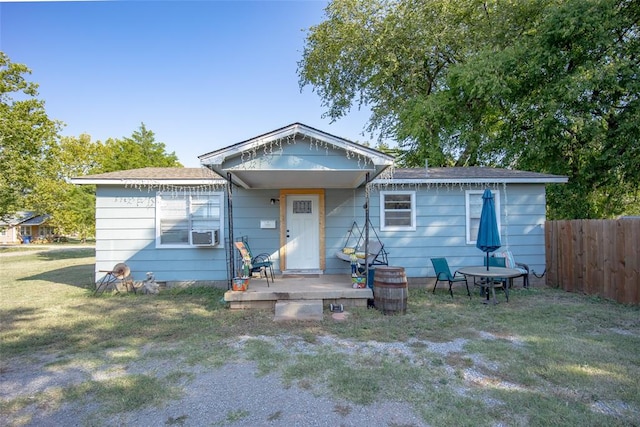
[0,306,39,336]
[1,290,230,358]
[19,264,95,289]
[37,248,95,261]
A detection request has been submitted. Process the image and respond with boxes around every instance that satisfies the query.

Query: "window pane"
[160,224,189,244]
[469,199,482,218]
[191,196,220,230]
[385,211,412,226]
[191,197,220,219]
[467,194,483,243]
[159,196,189,245]
[469,218,480,241]
[384,194,411,210]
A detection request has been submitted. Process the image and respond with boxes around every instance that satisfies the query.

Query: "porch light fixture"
[270,198,280,205]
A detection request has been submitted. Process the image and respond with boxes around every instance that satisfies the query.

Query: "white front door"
[285,194,320,270]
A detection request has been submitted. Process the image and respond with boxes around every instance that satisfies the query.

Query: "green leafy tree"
[440,0,640,218]
[96,123,181,173]
[52,127,182,238]
[32,125,182,239]
[57,126,182,237]
[29,134,100,240]
[298,0,639,218]
[0,52,61,220]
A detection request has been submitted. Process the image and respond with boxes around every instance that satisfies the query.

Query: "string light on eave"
[369,179,507,194]
[232,133,376,172]
[123,180,226,197]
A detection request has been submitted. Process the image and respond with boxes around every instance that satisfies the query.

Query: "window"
[466,190,501,244]
[293,200,312,214]
[380,191,416,231]
[39,226,54,237]
[156,192,224,248]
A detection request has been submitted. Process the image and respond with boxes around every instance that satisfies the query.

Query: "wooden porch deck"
[223,274,373,310]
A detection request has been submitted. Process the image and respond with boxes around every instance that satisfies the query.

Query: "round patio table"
[457,266,523,304]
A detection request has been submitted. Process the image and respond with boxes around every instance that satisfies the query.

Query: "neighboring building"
[0,211,53,244]
[72,123,567,286]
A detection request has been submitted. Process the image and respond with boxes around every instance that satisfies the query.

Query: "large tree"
[298,0,639,218]
[96,123,181,173]
[28,126,182,239]
[0,52,61,220]
[44,127,182,238]
[29,134,100,240]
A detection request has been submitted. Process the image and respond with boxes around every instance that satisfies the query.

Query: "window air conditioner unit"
[191,229,219,246]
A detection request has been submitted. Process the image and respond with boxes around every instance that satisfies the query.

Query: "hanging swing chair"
[335,220,388,268]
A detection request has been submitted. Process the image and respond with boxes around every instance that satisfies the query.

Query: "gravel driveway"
[2,337,434,427]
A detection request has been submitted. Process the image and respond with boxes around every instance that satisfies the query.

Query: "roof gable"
[0,211,38,226]
[199,122,392,166]
[20,214,50,226]
[199,123,394,189]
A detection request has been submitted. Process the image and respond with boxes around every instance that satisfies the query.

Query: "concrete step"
[274,299,323,321]
[280,269,323,278]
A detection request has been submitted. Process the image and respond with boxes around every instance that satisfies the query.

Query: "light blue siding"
[364,184,548,278]
[94,182,549,284]
[94,186,228,283]
[230,188,281,269]
[222,138,371,171]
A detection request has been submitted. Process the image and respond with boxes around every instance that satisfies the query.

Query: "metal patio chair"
[430,258,470,298]
[234,238,274,286]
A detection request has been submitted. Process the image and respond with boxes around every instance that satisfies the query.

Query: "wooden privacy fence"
[545,218,639,305]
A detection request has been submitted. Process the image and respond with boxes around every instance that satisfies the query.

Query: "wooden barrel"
[373,266,408,315]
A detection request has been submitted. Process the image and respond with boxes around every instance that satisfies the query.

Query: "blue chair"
[493,250,530,288]
[430,258,470,298]
[478,256,509,302]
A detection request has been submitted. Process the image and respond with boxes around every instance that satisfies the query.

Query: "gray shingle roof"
[72,167,224,181]
[20,214,50,226]
[379,167,567,183]
[71,166,567,185]
[0,211,40,226]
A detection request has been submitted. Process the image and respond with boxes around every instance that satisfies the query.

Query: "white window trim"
[155,192,225,249]
[380,191,417,231]
[465,190,501,245]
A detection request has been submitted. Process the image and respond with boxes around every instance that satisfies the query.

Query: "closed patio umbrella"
[476,189,501,270]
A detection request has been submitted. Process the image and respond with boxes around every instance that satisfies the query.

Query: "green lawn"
[1,247,639,426]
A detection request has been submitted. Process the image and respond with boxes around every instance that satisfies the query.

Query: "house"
[72,123,567,287]
[0,211,53,244]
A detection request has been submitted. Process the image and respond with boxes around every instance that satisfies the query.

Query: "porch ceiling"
[221,168,379,189]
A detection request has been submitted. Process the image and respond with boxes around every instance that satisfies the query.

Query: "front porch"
[223,274,373,311]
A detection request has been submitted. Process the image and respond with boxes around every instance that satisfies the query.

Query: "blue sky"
[1,1,375,167]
